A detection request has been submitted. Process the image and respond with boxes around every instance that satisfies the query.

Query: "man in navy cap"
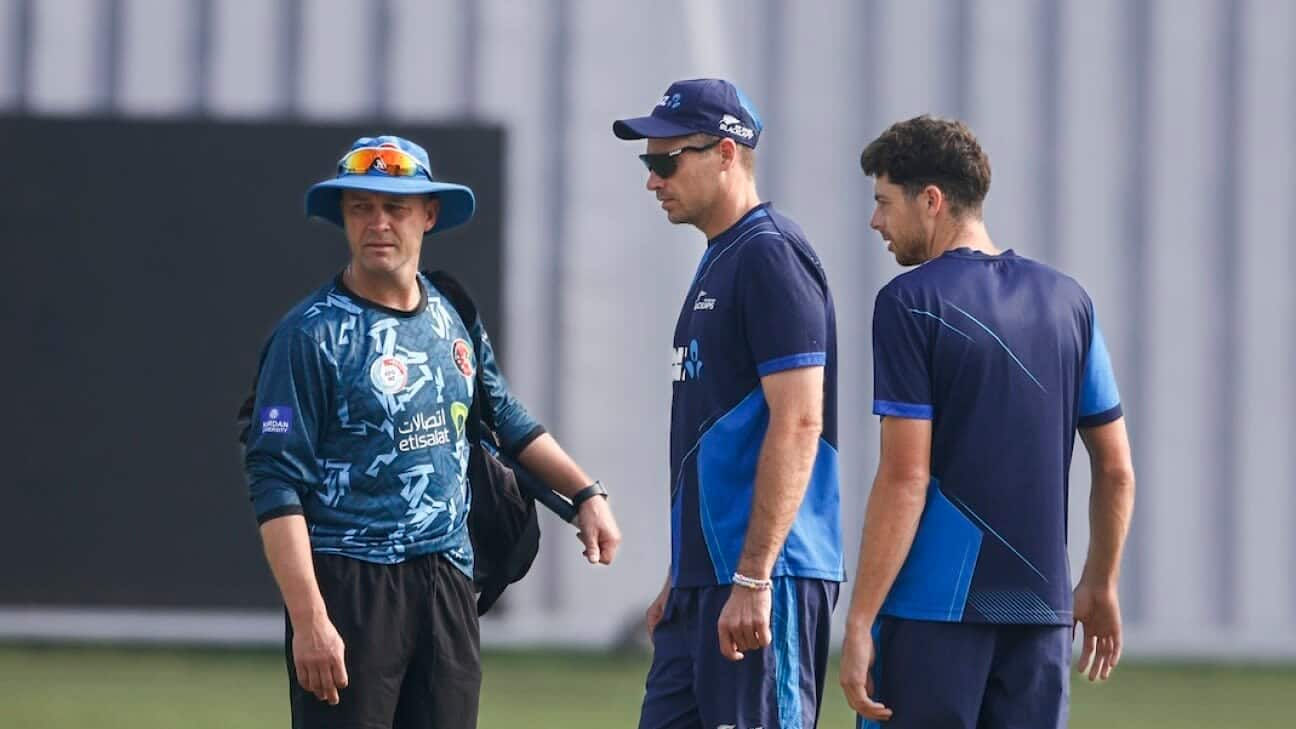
[615,80,845,729]
[244,135,622,728]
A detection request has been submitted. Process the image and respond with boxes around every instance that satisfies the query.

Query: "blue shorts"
[639,578,838,729]
[859,618,1071,729]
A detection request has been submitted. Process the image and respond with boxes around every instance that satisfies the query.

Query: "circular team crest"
[452,339,475,378]
[369,355,409,394]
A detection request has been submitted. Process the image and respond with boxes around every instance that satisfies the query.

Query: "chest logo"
[693,290,717,311]
[370,355,409,395]
[452,339,476,378]
[671,339,703,382]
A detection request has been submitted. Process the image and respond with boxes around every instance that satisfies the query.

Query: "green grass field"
[1,645,1293,728]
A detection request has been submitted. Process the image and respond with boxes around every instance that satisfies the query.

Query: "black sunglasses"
[638,139,723,179]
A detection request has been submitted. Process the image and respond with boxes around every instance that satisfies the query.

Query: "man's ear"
[922,184,945,217]
[720,138,738,170]
[424,196,442,232]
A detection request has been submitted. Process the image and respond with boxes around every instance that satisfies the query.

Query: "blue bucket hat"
[613,78,763,148]
[305,135,476,235]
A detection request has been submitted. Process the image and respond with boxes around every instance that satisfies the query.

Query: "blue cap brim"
[613,115,699,140]
[305,176,476,234]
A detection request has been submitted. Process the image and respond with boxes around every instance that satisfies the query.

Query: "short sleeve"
[738,237,829,377]
[472,316,546,456]
[1078,310,1123,428]
[243,326,332,523]
[872,289,933,419]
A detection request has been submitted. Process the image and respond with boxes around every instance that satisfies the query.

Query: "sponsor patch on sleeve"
[260,406,293,434]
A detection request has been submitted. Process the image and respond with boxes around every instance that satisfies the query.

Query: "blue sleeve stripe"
[757,352,827,376]
[873,400,934,419]
[1079,403,1123,429]
[1080,316,1122,416]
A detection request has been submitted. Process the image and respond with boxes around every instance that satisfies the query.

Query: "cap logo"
[657,93,682,110]
[719,114,755,140]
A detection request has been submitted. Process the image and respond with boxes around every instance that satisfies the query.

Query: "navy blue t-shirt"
[669,203,845,588]
[872,249,1122,625]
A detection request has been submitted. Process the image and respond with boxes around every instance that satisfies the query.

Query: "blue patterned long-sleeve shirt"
[244,273,544,576]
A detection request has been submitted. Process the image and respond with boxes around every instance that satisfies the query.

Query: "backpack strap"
[424,269,497,444]
[423,270,577,524]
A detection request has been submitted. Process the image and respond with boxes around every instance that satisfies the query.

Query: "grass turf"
[0,645,1292,727]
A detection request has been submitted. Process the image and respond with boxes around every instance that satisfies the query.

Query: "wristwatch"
[571,480,608,508]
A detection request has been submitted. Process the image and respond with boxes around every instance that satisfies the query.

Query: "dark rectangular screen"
[0,116,503,608]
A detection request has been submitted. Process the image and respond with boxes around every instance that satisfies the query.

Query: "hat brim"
[305,175,476,234]
[612,115,700,141]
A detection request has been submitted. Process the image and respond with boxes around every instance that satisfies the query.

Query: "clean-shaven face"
[340,190,439,277]
[643,136,722,227]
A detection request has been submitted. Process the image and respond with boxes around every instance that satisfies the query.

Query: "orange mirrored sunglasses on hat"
[337,145,430,179]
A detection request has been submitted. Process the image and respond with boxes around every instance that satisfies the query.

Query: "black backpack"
[236,271,570,615]
[424,269,558,615]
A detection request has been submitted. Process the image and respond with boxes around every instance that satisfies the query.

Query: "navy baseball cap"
[613,78,763,148]
[305,135,476,235]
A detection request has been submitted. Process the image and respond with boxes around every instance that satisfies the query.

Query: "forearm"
[845,475,928,630]
[1080,468,1135,586]
[259,515,328,625]
[736,419,821,579]
[515,433,592,498]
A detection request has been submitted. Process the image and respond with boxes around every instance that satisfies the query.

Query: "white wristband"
[731,572,773,591]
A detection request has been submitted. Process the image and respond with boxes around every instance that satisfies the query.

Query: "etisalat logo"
[671,339,703,382]
[397,408,453,452]
[260,407,292,434]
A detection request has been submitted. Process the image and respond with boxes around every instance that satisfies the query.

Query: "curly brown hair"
[860,115,991,218]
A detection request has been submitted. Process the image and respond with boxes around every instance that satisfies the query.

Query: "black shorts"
[286,552,481,729]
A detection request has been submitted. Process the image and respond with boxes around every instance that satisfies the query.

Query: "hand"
[1073,580,1122,681]
[292,614,348,705]
[646,579,671,638]
[716,585,772,661]
[840,623,892,721]
[574,496,622,565]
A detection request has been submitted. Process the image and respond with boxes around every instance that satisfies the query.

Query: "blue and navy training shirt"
[872,248,1122,625]
[670,203,845,588]
[243,273,543,577]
